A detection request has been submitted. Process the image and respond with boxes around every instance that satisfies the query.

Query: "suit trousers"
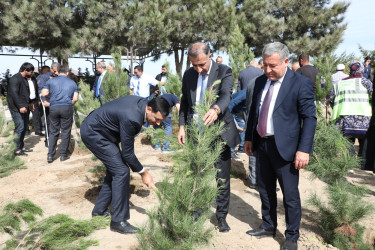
[10,109,29,151]
[216,144,231,219]
[48,105,73,157]
[257,137,301,241]
[80,125,131,223]
[28,99,42,134]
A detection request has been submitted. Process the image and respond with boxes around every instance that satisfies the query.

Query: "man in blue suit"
[91,61,107,105]
[80,96,170,234]
[244,42,316,250]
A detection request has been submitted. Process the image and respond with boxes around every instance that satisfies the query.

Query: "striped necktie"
[257,81,276,137]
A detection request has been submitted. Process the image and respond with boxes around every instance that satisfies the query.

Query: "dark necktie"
[257,81,276,137]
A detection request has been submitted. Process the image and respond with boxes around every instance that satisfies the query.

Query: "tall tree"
[228,24,255,81]
[136,0,235,78]
[3,0,79,63]
[237,0,349,57]
[71,0,141,57]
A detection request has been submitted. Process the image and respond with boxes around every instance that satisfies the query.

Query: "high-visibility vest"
[331,78,372,123]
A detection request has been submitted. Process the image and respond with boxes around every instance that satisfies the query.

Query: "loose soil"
[1,133,375,250]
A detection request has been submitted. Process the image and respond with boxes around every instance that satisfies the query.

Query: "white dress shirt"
[195,62,213,105]
[257,69,287,136]
[130,73,158,98]
[28,79,36,100]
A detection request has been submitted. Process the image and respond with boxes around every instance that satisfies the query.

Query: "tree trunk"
[173,44,183,79]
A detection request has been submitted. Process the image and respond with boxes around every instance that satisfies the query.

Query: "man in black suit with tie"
[80,96,170,234]
[244,42,316,250]
[178,42,240,233]
[7,62,35,156]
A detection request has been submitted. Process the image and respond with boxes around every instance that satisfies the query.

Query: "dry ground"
[1,133,375,250]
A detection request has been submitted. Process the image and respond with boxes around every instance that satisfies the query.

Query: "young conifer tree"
[138,81,225,249]
[307,107,374,249]
[101,50,129,104]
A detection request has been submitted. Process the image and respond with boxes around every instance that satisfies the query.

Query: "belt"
[260,135,275,140]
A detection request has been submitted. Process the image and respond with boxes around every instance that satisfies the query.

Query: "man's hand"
[244,141,253,156]
[19,107,27,113]
[140,170,155,189]
[29,103,34,112]
[43,101,50,107]
[177,126,185,146]
[294,151,310,170]
[203,109,218,126]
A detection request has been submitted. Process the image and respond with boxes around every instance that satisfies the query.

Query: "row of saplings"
[0,84,374,249]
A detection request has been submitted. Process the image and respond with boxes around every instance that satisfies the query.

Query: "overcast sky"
[1,0,374,77]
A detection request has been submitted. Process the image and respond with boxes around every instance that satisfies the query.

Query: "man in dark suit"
[7,62,35,156]
[80,96,170,234]
[91,61,107,105]
[238,61,264,91]
[177,42,240,233]
[244,42,316,250]
[26,75,43,136]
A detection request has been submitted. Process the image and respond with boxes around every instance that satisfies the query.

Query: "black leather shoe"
[60,155,70,161]
[35,132,45,136]
[15,151,28,156]
[218,217,230,232]
[246,227,275,238]
[92,209,111,218]
[282,239,298,250]
[47,155,53,163]
[110,221,138,234]
[23,148,33,152]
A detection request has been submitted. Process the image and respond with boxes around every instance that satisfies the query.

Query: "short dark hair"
[148,96,170,116]
[19,62,35,72]
[57,64,69,74]
[299,53,309,62]
[161,65,166,68]
[134,65,143,72]
[365,56,371,61]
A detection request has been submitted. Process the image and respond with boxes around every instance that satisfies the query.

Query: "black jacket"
[7,73,31,112]
[179,60,240,148]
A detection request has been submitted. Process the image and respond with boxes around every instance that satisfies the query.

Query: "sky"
[1,0,374,78]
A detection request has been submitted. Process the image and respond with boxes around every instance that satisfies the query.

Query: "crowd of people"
[3,41,374,250]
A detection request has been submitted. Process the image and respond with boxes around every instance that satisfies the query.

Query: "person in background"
[364,56,372,81]
[42,64,79,163]
[291,62,300,72]
[7,62,35,156]
[330,61,373,164]
[216,56,223,64]
[297,53,319,95]
[332,63,348,84]
[228,89,247,160]
[92,61,107,105]
[130,66,159,98]
[26,74,43,136]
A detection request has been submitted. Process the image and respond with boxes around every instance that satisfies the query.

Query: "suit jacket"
[81,95,148,173]
[245,68,317,161]
[155,72,167,81]
[92,72,106,98]
[7,72,31,112]
[238,65,264,91]
[179,60,240,148]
